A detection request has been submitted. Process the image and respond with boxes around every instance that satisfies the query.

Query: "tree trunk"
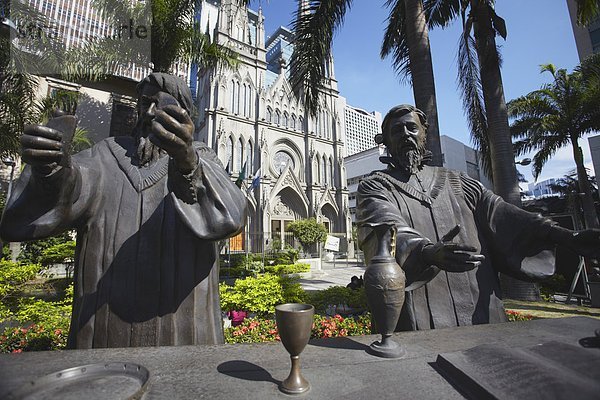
[472,2,538,301]
[472,2,520,206]
[404,0,443,166]
[571,136,599,229]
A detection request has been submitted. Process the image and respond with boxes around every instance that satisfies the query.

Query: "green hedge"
[264,263,310,275]
[219,273,309,317]
[308,286,368,314]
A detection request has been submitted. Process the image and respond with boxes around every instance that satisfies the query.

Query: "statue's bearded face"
[384,112,427,174]
[132,85,180,166]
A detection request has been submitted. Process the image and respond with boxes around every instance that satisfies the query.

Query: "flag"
[247,168,261,193]
[235,162,247,188]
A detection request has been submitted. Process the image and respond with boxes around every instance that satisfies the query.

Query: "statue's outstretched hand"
[22,111,74,173]
[567,229,600,259]
[149,104,197,173]
[422,225,485,272]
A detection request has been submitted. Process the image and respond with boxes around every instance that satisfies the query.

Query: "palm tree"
[1,0,65,157]
[508,58,600,229]
[549,171,598,230]
[90,0,241,74]
[423,0,519,204]
[423,0,600,205]
[289,0,443,165]
[381,0,443,166]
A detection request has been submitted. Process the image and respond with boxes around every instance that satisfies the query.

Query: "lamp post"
[515,158,532,166]
[2,157,16,200]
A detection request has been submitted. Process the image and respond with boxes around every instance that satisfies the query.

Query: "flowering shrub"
[0,324,67,353]
[224,317,280,344]
[505,310,534,322]
[0,284,73,353]
[311,314,372,338]
[224,313,372,344]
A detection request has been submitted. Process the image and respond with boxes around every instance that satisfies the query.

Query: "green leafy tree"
[290,0,443,164]
[508,57,600,228]
[40,241,76,266]
[17,232,73,265]
[287,218,328,254]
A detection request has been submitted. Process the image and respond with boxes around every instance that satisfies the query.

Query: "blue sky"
[254,0,595,184]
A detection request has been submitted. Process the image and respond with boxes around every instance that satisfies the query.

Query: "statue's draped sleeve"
[0,149,94,241]
[169,143,246,240]
[461,173,557,282]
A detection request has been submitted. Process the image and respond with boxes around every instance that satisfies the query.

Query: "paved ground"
[298,259,366,291]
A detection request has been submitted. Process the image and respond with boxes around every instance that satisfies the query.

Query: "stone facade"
[194,0,350,252]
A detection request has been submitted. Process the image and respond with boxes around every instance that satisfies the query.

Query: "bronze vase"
[275,303,314,394]
[364,225,406,358]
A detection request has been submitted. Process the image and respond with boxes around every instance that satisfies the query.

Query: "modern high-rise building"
[589,135,600,178]
[342,104,382,156]
[566,0,600,60]
[195,0,351,253]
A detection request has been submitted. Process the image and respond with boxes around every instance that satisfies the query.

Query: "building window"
[226,137,234,172]
[275,109,281,125]
[266,107,273,123]
[291,114,297,130]
[283,112,289,128]
[235,138,243,172]
[230,80,235,112]
[246,141,253,173]
[299,116,304,132]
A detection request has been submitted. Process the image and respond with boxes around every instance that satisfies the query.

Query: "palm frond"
[422,0,461,29]
[573,0,600,25]
[289,0,353,116]
[457,30,490,177]
[380,0,411,85]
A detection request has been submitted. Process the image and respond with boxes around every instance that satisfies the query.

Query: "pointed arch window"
[291,114,297,130]
[235,81,240,114]
[321,155,327,184]
[315,156,321,183]
[235,138,243,172]
[226,136,234,172]
[246,141,253,173]
[230,80,235,112]
[275,109,281,125]
[243,84,248,117]
[329,157,334,186]
[283,112,289,128]
[266,106,273,123]
[299,116,304,132]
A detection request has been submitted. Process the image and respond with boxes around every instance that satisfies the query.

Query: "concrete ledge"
[1,317,598,399]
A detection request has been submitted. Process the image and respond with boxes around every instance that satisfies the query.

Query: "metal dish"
[4,362,149,400]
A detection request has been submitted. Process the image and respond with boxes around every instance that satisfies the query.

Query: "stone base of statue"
[367,334,406,358]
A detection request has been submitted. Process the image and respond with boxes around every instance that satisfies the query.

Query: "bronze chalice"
[275,303,314,395]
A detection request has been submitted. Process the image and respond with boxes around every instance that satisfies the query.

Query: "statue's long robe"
[357,166,555,331]
[0,137,246,348]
